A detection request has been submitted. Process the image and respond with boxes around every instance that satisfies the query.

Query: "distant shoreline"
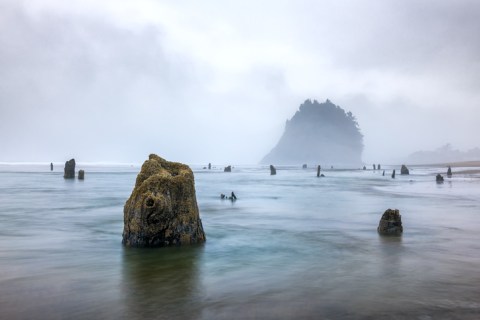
[409,160,480,175]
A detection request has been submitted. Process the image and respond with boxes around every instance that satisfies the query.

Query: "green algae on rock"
[122,154,206,247]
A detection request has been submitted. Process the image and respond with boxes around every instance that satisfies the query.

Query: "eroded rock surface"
[122,154,206,247]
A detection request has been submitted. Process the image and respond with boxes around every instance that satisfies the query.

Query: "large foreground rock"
[64,159,75,179]
[377,209,403,235]
[122,154,206,247]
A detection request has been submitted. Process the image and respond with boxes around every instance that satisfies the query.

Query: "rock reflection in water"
[121,245,204,319]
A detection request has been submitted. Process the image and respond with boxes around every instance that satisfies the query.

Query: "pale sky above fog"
[1,0,479,164]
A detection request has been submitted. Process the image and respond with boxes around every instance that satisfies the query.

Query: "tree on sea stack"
[122,154,206,247]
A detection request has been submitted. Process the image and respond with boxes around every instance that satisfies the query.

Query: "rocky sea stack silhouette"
[122,154,206,247]
[261,99,363,165]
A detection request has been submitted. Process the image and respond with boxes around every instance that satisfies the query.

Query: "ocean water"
[0,163,479,319]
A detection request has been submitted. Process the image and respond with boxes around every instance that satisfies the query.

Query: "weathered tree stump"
[63,159,75,179]
[270,165,276,175]
[401,165,410,175]
[122,154,206,247]
[377,209,403,235]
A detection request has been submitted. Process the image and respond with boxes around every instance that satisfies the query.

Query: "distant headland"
[261,99,363,165]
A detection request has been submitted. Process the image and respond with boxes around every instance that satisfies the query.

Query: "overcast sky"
[1,0,479,165]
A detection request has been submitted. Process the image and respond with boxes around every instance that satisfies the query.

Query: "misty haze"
[1,1,480,319]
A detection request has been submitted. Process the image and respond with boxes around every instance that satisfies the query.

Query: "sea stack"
[270,165,277,175]
[378,164,381,170]
[373,164,376,170]
[63,159,75,179]
[317,165,321,177]
[302,164,307,169]
[78,170,85,180]
[50,162,53,171]
[208,163,211,170]
[261,99,363,165]
[447,166,452,177]
[391,169,396,179]
[122,154,206,247]
[377,209,403,235]
[401,165,410,175]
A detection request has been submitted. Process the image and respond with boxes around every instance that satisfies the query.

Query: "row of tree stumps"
[61,159,85,180]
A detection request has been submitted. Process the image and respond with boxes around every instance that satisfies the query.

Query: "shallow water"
[0,164,479,319]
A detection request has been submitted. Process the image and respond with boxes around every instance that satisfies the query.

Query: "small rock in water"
[447,166,452,177]
[50,162,53,171]
[378,164,381,170]
[63,159,75,179]
[391,169,396,179]
[436,174,444,183]
[377,209,403,235]
[302,164,307,169]
[78,170,85,180]
[317,165,321,177]
[122,154,206,247]
[224,165,232,172]
[363,166,366,170]
[270,165,277,175]
[208,163,212,170]
[382,170,385,176]
[373,164,376,170]
[401,164,410,175]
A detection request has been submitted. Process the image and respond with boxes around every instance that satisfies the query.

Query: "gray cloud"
[1,0,479,164]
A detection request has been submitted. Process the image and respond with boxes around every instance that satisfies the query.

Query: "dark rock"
[447,166,452,177]
[363,166,366,170]
[78,170,85,180]
[224,165,232,172]
[302,164,307,169]
[220,193,226,200]
[122,154,206,247]
[317,165,321,177]
[270,165,277,175]
[230,191,237,200]
[436,174,444,183]
[382,170,385,176]
[208,163,211,170]
[63,159,75,179]
[377,209,403,235]
[391,169,396,179]
[50,162,53,171]
[320,174,325,177]
[400,164,409,175]
[261,99,363,165]
[378,164,381,170]
[373,164,376,170]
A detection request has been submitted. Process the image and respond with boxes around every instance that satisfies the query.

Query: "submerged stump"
[122,154,206,247]
[377,209,403,235]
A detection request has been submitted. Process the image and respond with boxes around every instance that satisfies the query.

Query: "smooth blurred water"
[0,164,479,319]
